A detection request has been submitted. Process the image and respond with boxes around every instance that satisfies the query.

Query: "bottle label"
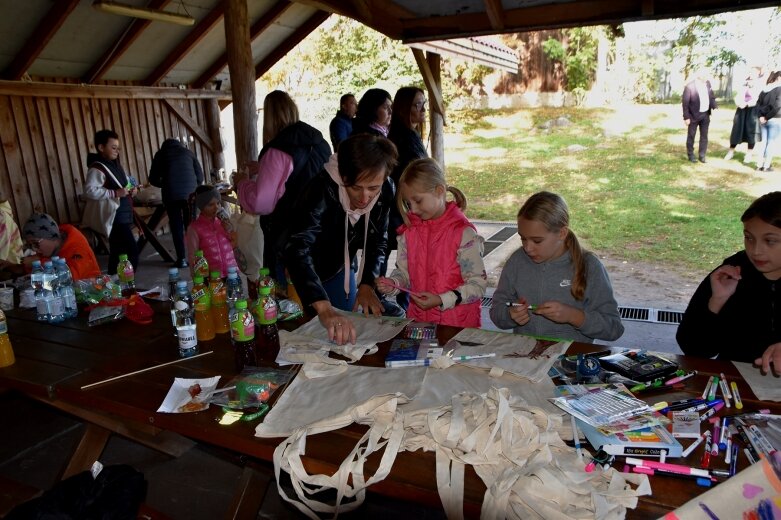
[194,258,209,277]
[177,324,197,350]
[65,294,77,309]
[230,311,255,341]
[211,282,224,294]
[192,289,210,310]
[263,305,277,322]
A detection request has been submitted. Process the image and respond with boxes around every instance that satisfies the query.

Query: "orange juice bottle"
[0,309,14,368]
[191,276,215,341]
[209,270,229,334]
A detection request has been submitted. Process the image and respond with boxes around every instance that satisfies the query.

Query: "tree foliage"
[670,16,727,79]
[542,27,604,103]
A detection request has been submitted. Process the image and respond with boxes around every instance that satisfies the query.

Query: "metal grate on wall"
[480,297,683,325]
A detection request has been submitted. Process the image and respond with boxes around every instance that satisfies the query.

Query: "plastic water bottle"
[167,267,180,302]
[56,258,78,319]
[116,254,136,296]
[0,309,15,368]
[31,260,46,321]
[174,280,197,357]
[226,271,243,319]
[43,261,64,323]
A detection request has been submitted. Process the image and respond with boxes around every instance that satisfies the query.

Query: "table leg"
[61,423,111,480]
[136,205,175,263]
[223,465,271,520]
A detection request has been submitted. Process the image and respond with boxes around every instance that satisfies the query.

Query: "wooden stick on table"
[80,351,214,390]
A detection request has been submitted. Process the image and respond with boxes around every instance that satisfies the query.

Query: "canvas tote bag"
[259,364,651,519]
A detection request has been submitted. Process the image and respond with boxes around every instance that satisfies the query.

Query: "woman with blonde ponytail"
[376,158,487,327]
[490,191,624,342]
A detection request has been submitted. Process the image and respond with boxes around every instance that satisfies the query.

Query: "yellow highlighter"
[730,381,743,409]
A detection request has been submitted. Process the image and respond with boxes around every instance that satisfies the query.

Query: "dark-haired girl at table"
[676,191,781,373]
[490,191,624,343]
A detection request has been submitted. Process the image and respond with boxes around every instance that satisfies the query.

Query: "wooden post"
[427,51,444,169]
[205,98,225,182]
[225,0,258,165]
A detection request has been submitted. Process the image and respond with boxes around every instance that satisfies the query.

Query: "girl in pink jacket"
[376,158,487,327]
[185,185,237,278]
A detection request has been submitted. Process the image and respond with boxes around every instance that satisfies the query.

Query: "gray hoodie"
[489,248,624,343]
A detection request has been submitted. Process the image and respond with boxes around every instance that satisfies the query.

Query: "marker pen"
[731,382,743,409]
[730,445,739,475]
[681,431,708,458]
[749,425,776,455]
[707,376,719,401]
[718,376,731,407]
[718,417,729,450]
[665,370,697,386]
[631,466,713,487]
[699,401,724,422]
[720,373,733,399]
[625,457,712,478]
[701,377,713,400]
[710,420,720,455]
[724,437,732,464]
[701,431,712,468]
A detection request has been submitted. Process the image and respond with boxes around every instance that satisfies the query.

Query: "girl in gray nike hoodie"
[490,192,624,343]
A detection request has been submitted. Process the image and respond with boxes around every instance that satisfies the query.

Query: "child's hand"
[534,301,585,327]
[508,298,531,326]
[375,276,394,295]
[709,264,741,301]
[755,342,781,376]
[411,291,442,310]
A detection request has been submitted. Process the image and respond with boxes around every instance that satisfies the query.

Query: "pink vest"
[189,215,237,277]
[399,202,481,327]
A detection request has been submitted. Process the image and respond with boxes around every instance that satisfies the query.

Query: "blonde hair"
[262,90,299,145]
[518,191,588,301]
[397,158,466,224]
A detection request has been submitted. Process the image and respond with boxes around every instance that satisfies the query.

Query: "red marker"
[701,431,712,468]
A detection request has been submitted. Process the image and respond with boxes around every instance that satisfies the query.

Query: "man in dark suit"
[682,71,718,163]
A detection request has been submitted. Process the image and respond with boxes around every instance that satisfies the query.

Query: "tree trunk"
[427,52,444,170]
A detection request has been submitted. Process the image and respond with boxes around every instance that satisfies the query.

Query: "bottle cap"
[235,299,248,309]
[32,260,41,266]
[210,270,220,279]
[119,254,128,261]
[193,276,204,284]
[195,250,204,257]
[44,261,53,268]
[259,286,271,295]
[168,267,179,276]
[259,267,270,276]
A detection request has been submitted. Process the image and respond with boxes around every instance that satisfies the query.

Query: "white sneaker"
[724,150,734,160]
[744,153,754,164]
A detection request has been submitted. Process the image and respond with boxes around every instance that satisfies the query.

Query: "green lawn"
[444,104,768,274]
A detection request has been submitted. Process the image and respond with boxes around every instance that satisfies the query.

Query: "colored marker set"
[701,373,743,409]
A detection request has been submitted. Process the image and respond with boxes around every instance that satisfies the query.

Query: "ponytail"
[565,229,587,301]
[447,186,467,211]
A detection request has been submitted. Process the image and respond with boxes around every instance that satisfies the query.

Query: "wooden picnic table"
[0,300,776,518]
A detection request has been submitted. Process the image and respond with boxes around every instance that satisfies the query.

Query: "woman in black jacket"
[756,70,781,172]
[351,89,393,138]
[149,138,204,268]
[284,135,397,345]
[676,191,781,373]
[384,87,429,295]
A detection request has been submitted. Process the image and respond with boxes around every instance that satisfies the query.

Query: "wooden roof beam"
[3,0,80,80]
[84,0,172,84]
[291,0,408,39]
[144,2,226,86]
[192,0,293,89]
[0,80,231,100]
[254,10,331,80]
[484,0,505,31]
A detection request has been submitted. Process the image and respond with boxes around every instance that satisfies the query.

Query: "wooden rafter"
[0,80,230,100]
[290,0,409,39]
[84,0,173,84]
[144,2,226,86]
[3,0,80,80]
[192,0,293,89]
[411,48,446,125]
[483,0,505,31]
[162,99,214,152]
[254,11,331,80]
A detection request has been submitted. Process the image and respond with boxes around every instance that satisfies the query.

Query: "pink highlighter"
[382,279,423,298]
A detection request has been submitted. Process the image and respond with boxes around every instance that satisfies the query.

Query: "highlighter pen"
[453,353,496,361]
[710,421,720,456]
[707,376,719,401]
[731,381,743,409]
[630,379,663,393]
[681,431,708,458]
[718,377,731,407]
[665,370,697,386]
[631,466,713,487]
[624,457,712,478]
[701,377,713,400]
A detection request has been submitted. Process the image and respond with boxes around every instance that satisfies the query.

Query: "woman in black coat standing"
[149,138,204,268]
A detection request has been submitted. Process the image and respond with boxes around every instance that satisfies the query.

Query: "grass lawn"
[444,103,776,275]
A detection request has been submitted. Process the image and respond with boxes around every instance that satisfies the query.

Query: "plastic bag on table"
[278,298,303,321]
[210,367,294,410]
[88,304,125,327]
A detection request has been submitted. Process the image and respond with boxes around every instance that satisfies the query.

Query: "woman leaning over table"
[676,191,781,373]
[284,134,397,345]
